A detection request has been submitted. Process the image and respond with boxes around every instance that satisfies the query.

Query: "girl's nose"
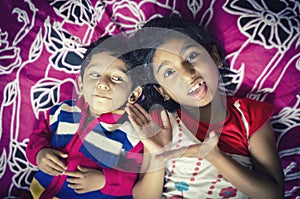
[97,77,110,90]
[179,62,196,80]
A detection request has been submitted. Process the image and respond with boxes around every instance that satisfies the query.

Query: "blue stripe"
[80,141,120,168]
[34,171,132,198]
[51,134,73,148]
[57,110,81,123]
[57,181,132,198]
[34,170,55,188]
[103,129,133,152]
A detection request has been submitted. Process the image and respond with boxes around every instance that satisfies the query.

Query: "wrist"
[204,147,223,163]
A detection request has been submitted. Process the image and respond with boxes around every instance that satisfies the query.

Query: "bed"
[0,0,299,198]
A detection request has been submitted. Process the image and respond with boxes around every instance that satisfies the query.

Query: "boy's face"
[78,52,132,116]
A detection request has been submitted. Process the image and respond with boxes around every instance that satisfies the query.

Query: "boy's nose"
[97,77,110,90]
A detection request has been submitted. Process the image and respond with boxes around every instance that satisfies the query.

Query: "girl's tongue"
[188,82,208,100]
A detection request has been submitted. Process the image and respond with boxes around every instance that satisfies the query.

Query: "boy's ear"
[211,45,223,68]
[77,76,83,94]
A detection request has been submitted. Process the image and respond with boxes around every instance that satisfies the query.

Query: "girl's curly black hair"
[128,15,229,111]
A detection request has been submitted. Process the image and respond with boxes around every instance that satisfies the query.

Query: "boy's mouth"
[187,81,207,100]
[94,94,111,99]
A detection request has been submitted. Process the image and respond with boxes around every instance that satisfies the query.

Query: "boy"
[26,35,143,199]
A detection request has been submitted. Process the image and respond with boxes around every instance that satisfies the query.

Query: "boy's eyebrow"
[86,64,102,69]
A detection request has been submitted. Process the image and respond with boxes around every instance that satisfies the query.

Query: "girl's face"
[78,52,132,116]
[152,38,219,108]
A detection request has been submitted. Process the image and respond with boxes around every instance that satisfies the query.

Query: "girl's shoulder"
[227,96,274,115]
[227,96,274,136]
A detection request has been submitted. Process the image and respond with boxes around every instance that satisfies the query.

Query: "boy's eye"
[111,76,123,81]
[186,52,198,63]
[89,73,100,79]
[164,69,176,78]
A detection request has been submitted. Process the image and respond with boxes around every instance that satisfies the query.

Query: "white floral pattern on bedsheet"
[0,0,299,198]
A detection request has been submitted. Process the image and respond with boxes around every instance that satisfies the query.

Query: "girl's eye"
[186,52,198,63]
[164,69,176,78]
[89,73,100,79]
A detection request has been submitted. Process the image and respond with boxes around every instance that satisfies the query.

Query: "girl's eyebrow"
[179,43,198,56]
[156,61,171,74]
[156,42,198,74]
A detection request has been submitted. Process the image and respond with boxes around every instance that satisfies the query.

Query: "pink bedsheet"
[0,0,299,198]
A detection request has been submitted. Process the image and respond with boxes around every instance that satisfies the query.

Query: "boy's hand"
[126,103,172,154]
[36,148,68,176]
[65,166,105,194]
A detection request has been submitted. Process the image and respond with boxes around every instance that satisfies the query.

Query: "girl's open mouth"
[187,81,207,100]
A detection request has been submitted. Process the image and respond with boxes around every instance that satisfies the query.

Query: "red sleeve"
[26,110,52,166]
[240,98,274,137]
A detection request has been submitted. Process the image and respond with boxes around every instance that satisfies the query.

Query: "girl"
[126,16,284,199]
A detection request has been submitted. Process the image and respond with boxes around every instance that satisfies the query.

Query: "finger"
[45,158,66,173]
[133,103,152,121]
[156,147,187,161]
[126,104,148,126]
[68,182,84,190]
[64,171,82,178]
[48,153,67,171]
[160,110,171,130]
[42,166,64,176]
[74,189,87,194]
[128,103,152,124]
[77,165,89,172]
[53,150,68,158]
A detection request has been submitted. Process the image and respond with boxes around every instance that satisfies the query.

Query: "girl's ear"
[211,45,223,68]
[77,76,83,95]
[153,85,170,101]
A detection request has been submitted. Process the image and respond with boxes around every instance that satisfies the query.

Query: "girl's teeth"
[188,82,204,94]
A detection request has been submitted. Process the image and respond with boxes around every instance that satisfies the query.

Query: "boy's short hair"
[80,35,131,80]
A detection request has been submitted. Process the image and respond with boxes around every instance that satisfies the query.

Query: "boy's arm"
[26,111,53,166]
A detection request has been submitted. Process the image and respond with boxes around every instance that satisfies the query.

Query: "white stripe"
[56,122,79,135]
[117,121,140,146]
[85,131,123,155]
[50,102,81,126]
[234,101,250,138]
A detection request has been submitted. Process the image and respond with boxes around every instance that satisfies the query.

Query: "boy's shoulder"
[49,99,79,115]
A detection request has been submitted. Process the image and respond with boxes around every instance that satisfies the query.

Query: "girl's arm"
[206,121,284,199]
[132,147,166,199]
[157,121,284,199]
[125,103,172,199]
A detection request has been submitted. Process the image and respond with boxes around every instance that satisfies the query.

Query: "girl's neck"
[183,94,226,124]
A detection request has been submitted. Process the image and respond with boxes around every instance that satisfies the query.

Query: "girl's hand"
[36,148,68,176]
[156,131,219,161]
[125,103,172,154]
[65,166,105,194]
